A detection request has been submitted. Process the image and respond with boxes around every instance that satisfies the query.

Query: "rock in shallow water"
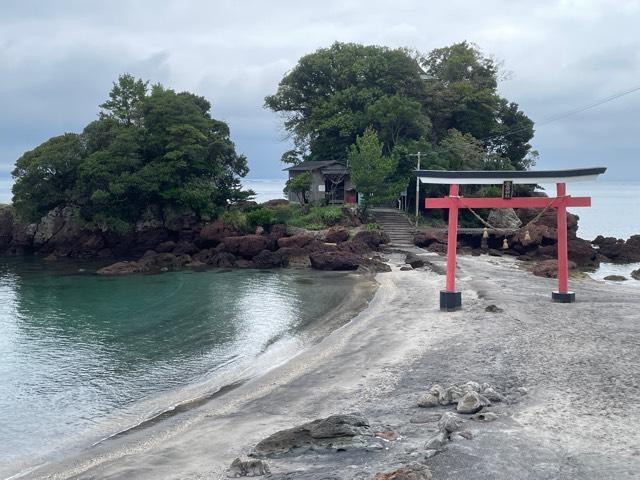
[604,274,628,281]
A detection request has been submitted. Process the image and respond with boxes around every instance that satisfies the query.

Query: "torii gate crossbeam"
[418,167,607,311]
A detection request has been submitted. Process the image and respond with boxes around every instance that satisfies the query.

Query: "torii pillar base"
[440,290,462,311]
[552,291,575,303]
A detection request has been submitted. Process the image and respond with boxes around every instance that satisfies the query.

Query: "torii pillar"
[418,168,607,311]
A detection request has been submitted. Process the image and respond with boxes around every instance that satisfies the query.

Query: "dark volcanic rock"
[223,235,268,258]
[277,232,314,249]
[592,235,640,262]
[309,251,361,271]
[0,205,15,251]
[324,226,350,243]
[405,253,426,268]
[211,252,236,268]
[414,228,447,248]
[568,238,600,267]
[604,275,628,281]
[252,413,373,457]
[197,220,234,248]
[632,269,640,280]
[337,240,372,255]
[155,240,176,253]
[172,240,199,255]
[485,304,504,313]
[352,230,389,249]
[253,250,284,269]
[96,261,145,275]
[532,259,577,278]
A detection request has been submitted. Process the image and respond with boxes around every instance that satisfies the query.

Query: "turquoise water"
[0,259,359,478]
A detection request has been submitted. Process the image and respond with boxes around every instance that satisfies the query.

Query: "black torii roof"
[416,167,606,184]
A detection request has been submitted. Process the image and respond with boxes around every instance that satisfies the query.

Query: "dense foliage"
[12,74,250,227]
[283,171,312,203]
[222,203,345,232]
[266,41,537,180]
[347,128,400,213]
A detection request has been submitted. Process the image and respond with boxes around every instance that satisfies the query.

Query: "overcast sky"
[1,0,639,202]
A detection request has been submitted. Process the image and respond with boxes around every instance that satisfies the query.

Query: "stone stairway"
[371,208,416,247]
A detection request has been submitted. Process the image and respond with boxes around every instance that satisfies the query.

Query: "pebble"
[471,412,498,422]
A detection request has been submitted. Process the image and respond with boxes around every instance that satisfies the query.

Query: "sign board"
[317,185,325,192]
[502,181,513,199]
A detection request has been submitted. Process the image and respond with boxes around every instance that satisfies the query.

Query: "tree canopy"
[12,75,250,227]
[266,41,537,180]
[347,128,401,213]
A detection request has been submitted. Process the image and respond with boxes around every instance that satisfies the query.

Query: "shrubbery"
[220,203,346,232]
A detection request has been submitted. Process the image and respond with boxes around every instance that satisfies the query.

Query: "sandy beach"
[24,249,640,480]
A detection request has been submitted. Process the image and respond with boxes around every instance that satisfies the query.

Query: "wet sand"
[24,250,640,480]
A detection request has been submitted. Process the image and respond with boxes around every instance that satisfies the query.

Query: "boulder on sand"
[456,391,488,414]
[372,464,433,480]
[413,228,447,248]
[228,457,270,477]
[532,259,577,278]
[252,413,374,457]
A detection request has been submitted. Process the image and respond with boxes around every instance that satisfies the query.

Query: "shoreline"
[15,250,640,479]
[3,268,378,480]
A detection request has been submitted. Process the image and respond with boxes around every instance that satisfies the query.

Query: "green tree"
[267,41,536,174]
[283,171,312,203]
[347,128,400,215]
[420,41,534,169]
[265,42,428,164]
[12,133,83,221]
[99,73,149,126]
[12,75,250,228]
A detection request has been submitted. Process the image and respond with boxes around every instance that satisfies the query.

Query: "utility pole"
[408,152,422,227]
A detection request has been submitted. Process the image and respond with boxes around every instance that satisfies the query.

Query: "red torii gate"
[419,167,607,311]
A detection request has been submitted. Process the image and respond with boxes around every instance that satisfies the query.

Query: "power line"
[483,83,640,143]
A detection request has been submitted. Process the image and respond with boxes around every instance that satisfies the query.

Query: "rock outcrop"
[0,201,390,275]
[252,413,376,457]
[531,259,577,278]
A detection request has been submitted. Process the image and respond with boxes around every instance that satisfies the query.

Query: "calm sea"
[0,260,360,478]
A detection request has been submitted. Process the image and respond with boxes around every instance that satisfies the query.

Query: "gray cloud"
[1,0,639,205]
